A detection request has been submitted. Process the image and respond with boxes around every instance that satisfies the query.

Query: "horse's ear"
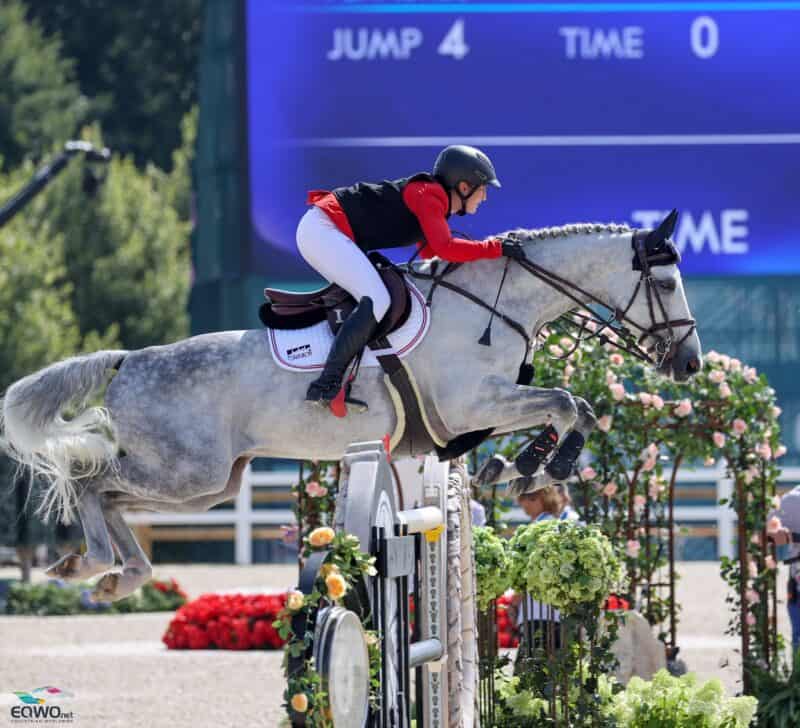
[649,209,679,248]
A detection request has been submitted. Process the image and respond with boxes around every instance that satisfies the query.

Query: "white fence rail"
[123,464,800,565]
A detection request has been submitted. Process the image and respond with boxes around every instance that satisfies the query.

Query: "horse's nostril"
[686,357,700,374]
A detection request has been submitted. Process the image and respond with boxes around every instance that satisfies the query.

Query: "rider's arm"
[402,182,502,262]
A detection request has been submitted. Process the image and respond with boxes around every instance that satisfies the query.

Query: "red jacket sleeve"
[402,181,502,263]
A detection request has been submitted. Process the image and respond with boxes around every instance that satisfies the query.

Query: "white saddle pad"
[268,279,430,372]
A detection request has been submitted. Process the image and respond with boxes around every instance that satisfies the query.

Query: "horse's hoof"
[91,573,120,602]
[45,553,83,580]
[475,456,508,486]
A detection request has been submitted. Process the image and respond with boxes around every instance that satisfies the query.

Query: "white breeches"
[296,206,391,321]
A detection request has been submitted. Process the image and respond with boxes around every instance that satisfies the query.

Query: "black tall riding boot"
[306,296,379,408]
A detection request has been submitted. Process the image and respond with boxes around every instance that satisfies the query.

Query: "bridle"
[403,229,696,375]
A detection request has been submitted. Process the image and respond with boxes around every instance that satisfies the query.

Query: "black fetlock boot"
[545,431,586,481]
[514,424,560,476]
[306,297,378,413]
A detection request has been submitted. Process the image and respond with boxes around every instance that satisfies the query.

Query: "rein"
[401,231,696,373]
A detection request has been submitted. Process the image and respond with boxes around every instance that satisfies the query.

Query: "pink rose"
[712,432,726,448]
[772,495,782,510]
[638,392,653,406]
[775,445,787,458]
[765,555,777,571]
[641,457,657,472]
[585,320,597,333]
[706,350,720,363]
[626,540,641,558]
[729,358,742,372]
[580,466,597,481]
[305,480,328,498]
[718,383,732,399]
[743,367,758,384]
[651,395,665,410]
[704,457,716,467]
[597,415,613,433]
[609,383,626,401]
[746,588,760,605]
[606,371,618,386]
[772,406,783,418]
[732,419,747,436]
[748,559,758,578]
[745,613,756,627]
[560,337,573,350]
[709,369,726,384]
[673,399,693,418]
[719,354,731,370]
[603,482,618,497]
[549,344,564,357]
[634,494,647,508]
[756,443,772,460]
[609,353,624,366]
[564,363,575,377]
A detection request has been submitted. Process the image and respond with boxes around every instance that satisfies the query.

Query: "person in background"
[554,482,580,522]
[510,480,564,657]
[767,486,800,654]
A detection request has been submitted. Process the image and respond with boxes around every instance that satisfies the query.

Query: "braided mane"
[506,222,633,242]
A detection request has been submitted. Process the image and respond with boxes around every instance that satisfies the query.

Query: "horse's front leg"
[461,378,578,484]
[475,395,596,486]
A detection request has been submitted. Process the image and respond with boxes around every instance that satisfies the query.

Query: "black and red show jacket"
[307,173,502,263]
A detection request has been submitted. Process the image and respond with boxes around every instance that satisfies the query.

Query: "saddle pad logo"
[286,344,312,361]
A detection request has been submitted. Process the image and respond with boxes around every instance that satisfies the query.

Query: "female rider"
[297,144,524,409]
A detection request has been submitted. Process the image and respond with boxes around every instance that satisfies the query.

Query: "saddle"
[259,252,411,338]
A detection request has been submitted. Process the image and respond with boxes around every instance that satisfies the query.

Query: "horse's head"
[613,210,702,381]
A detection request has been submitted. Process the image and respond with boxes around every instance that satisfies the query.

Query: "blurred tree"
[37,124,194,351]
[24,0,203,171]
[0,1,88,170]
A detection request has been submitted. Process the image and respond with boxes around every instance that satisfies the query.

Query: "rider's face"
[454,182,488,214]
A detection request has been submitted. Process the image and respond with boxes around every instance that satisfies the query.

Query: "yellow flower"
[319,563,340,579]
[286,590,305,611]
[290,693,308,713]
[325,572,348,600]
[308,527,335,548]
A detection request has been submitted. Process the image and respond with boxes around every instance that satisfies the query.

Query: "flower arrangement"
[509,519,622,614]
[275,527,379,727]
[611,670,757,728]
[162,592,286,650]
[473,525,511,611]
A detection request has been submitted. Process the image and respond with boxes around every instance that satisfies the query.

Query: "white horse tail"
[1,350,128,525]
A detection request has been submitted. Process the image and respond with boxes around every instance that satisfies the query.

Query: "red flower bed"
[495,593,519,648]
[163,593,287,650]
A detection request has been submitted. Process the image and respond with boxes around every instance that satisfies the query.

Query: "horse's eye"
[656,279,676,293]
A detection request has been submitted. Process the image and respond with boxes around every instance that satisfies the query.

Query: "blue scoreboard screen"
[246,1,800,282]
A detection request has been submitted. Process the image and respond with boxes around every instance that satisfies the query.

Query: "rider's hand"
[501,239,526,261]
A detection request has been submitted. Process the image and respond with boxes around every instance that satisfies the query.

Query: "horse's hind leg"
[44,489,115,581]
[90,502,153,603]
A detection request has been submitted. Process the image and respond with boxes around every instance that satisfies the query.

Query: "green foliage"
[0,164,84,391]
[610,670,757,728]
[473,525,511,610]
[0,1,87,169]
[5,578,186,615]
[747,649,800,728]
[518,520,622,614]
[24,0,203,170]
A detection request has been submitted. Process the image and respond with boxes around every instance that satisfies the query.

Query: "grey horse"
[1,214,701,600]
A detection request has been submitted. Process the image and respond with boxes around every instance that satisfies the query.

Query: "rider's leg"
[296,207,390,405]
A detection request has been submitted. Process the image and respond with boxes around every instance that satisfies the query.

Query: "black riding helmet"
[432,144,501,216]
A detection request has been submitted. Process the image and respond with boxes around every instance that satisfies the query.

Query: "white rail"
[123,465,800,565]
